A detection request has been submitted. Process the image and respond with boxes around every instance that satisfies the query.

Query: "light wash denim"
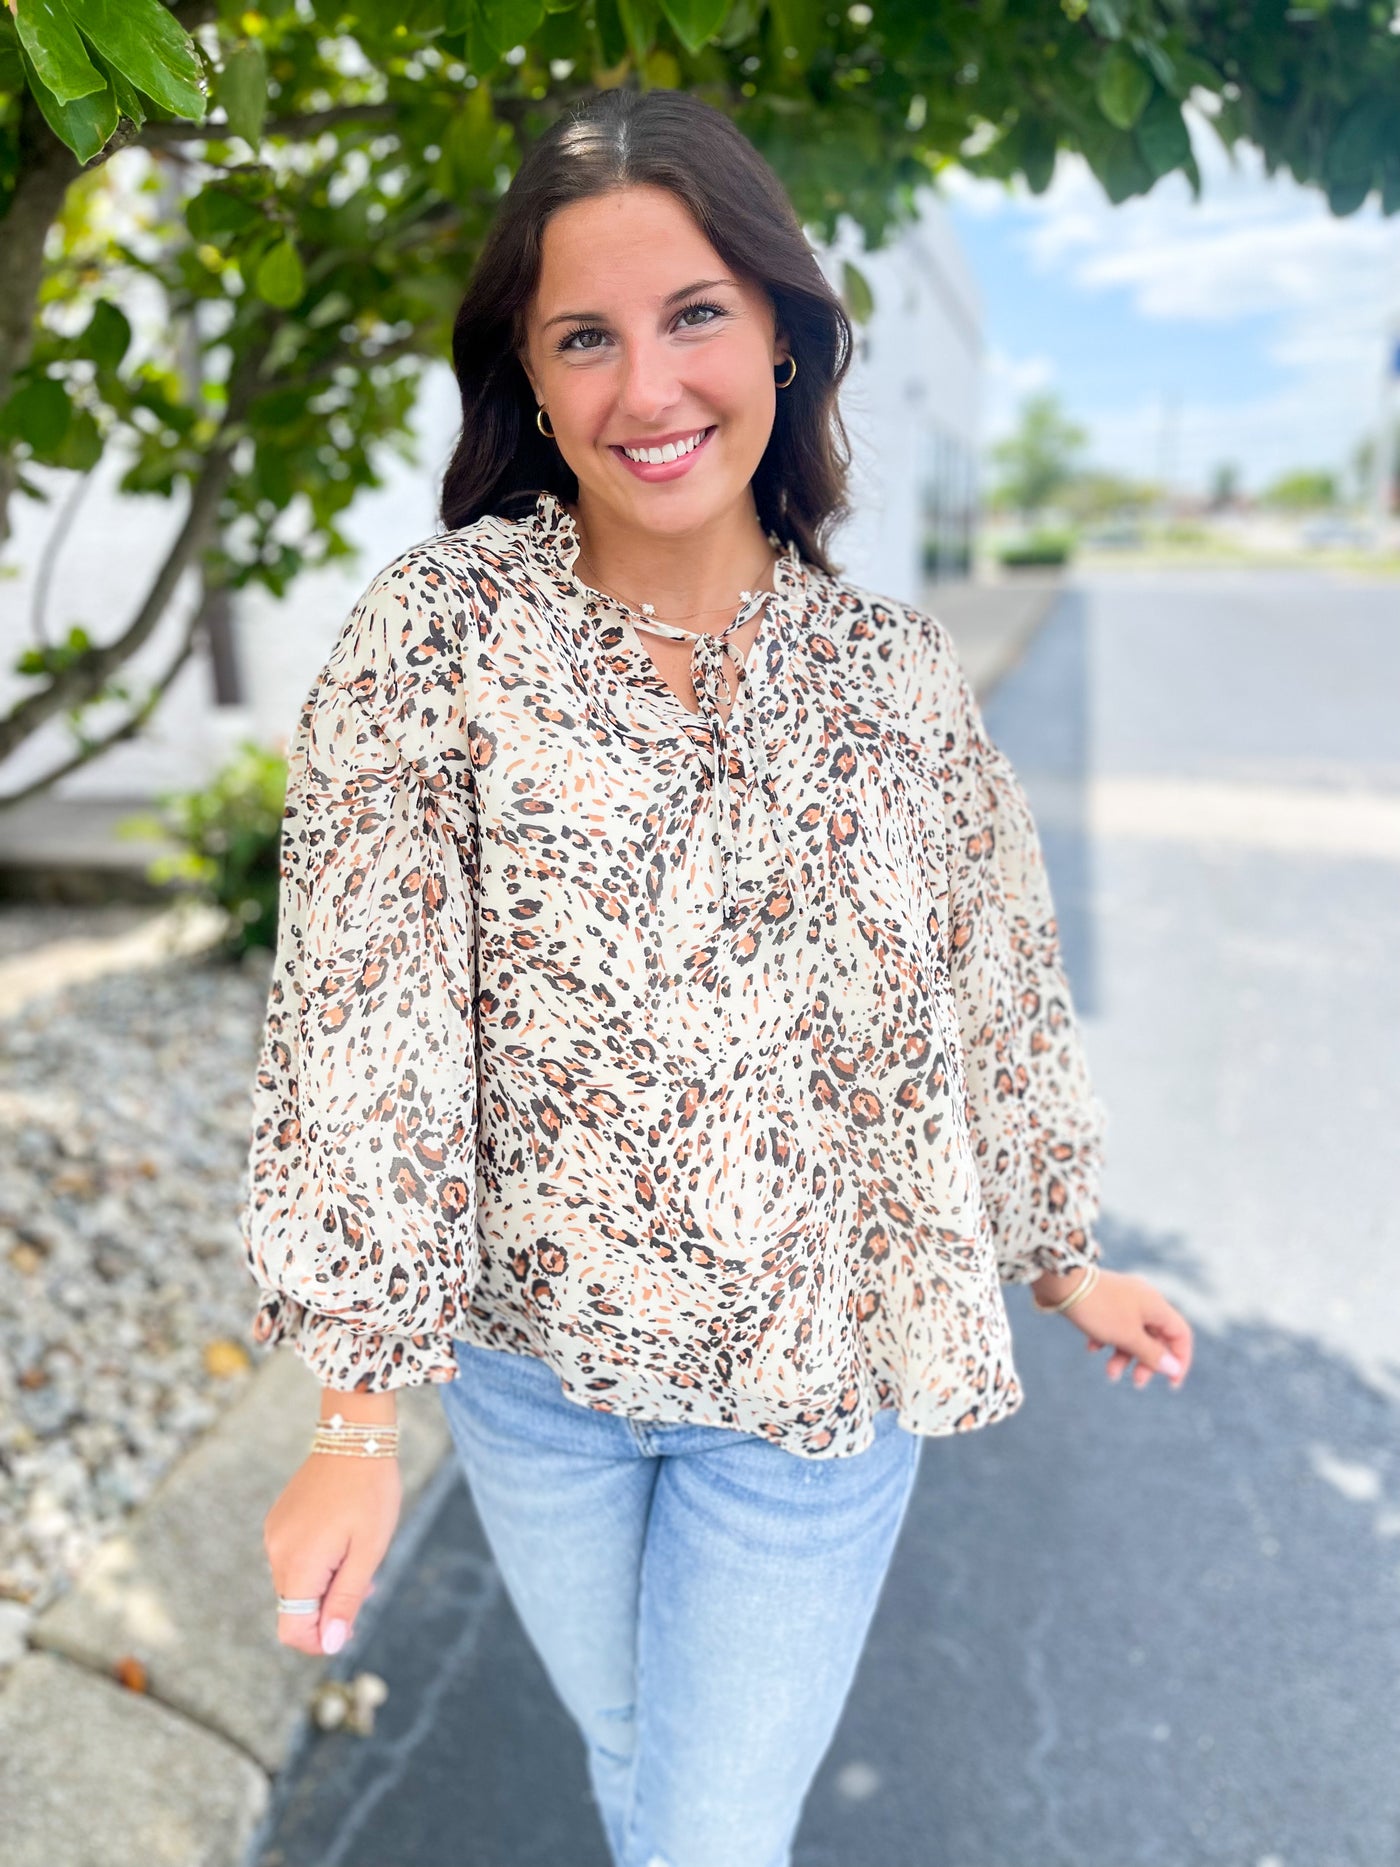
[437,1332,924,1867]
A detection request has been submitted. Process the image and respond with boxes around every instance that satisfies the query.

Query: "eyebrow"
[542,278,738,331]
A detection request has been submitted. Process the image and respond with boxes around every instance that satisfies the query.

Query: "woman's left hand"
[1047,1268,1194,1391]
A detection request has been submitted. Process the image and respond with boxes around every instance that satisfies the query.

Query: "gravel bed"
[0,931,277,1662]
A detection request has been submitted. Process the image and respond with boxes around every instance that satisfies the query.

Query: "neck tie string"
[633,597,802,925]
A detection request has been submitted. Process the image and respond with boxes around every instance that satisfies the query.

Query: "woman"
[246,87,1192,1867]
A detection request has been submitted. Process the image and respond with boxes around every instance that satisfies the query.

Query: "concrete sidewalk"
[0,571,1064,1867]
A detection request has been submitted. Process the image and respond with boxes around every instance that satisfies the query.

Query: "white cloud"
[941,110,1400,492]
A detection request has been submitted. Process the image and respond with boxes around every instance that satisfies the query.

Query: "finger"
[274,1566,334,1655]
[1142,1302,1194,1381]
[1129,1328,1190,1388]
[318,1546,381,1657]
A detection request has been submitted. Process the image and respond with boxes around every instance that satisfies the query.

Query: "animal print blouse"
[240,488,1109,1457]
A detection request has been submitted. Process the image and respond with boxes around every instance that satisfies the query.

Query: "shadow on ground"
[252,1271,1400,1867]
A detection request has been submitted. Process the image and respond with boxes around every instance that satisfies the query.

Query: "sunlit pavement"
[255,569,1400,1867]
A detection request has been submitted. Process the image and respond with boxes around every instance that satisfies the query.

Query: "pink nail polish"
[1158,1350,1183,1376]
[323,1618,348,1654]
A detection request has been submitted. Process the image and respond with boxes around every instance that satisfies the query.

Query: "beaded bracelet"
[1030,1260,1101,1315]
[310,1411,400,1459]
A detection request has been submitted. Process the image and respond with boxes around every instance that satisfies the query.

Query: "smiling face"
[518,183,790,538]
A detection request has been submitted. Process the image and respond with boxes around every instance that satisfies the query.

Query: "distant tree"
[988,393,1090,523]
[1260,469,1339,511]
[1208,461,1241,509]
[1057,468,1157,522]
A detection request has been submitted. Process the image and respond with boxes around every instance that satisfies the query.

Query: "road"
[254,568,1400,1867]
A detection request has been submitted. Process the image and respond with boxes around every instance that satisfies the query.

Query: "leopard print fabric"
[240,489,1108,1455]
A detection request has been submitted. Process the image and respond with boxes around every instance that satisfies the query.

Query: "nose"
[616,337,684,423]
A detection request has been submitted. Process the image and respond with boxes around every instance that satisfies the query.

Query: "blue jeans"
[437,1334,924,1867]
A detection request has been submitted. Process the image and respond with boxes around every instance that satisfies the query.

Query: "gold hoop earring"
[775,357,797,389]
[536,405,555,438]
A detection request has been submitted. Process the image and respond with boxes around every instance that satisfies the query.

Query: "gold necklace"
[573,537,778,636]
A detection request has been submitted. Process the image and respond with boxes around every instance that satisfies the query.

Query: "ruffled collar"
[523,487,807,622]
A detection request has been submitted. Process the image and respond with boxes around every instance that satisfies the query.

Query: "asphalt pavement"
[252,568,1400,1867]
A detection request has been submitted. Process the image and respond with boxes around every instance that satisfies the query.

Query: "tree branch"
[296,323,436,391]
[0,615,203,810]
[0,336,269,766]
[0,93,84,548]
[134,102,400,148]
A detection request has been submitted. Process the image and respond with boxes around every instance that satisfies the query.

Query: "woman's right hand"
[264,1452,402,1657]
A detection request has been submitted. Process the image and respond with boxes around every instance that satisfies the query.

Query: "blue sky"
[938,104,1400,500]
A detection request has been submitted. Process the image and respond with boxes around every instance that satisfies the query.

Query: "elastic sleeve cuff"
[996,1227,1103,1286]
[251,1290,461,1391]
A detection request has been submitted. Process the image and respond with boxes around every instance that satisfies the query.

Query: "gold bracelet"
[310,1412,399,1459]
[310,1432,398,1458]
[318,1412,397,1433]
[1030,1260,1100,1315]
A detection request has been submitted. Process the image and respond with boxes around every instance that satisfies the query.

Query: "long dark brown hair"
[438,86,856,577]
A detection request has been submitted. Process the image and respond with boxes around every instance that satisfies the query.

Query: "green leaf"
[52,406,103,472]
[70,0,207,120]
[1136,37,1175,91]
[1134,88,1191,178]
[713,0,760,50]
[477,0,547,56]
[766,0,822,69]
[592,0,629,67]
[1085,0,1125,40]
[1170,50,1225,98]
[255,237,306,309]
[841,259,873,325]
[1018,117,1057,194]
[104,54,149,128]
[17,41,118,163]
[220,40,268,145]
[1096,45,1152,130]
[82,300,132,372]
[1325,175,1372,215]
[1,376,72,451]
[618,0,659,65]
[14,0,105,103]
[1326,94,1387,189]
[658,0,729,56]
[255,442,294,506]
[443,80,500,192]
[187,184,263,242]
[1081,122,1154,203]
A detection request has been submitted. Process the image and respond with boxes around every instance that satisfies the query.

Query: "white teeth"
[622,428,709,464]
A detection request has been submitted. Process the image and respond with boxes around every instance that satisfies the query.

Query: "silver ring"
[276,1595,322,1615]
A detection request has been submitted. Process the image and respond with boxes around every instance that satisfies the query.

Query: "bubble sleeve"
[239,668,480,1391]
[925,623,1109,1286]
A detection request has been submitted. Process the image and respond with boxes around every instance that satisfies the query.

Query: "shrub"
[997,529,1075,568]
[116,741,287,960]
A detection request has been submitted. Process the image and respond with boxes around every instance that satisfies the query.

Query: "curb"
[0,574,1066,1867]
[0,1350,452,1867]
[925,569,1066,700]
[0,898,233,1019]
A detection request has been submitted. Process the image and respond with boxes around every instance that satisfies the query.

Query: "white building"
[0,186,981,833]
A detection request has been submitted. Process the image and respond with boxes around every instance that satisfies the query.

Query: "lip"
[610,425,716,482]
